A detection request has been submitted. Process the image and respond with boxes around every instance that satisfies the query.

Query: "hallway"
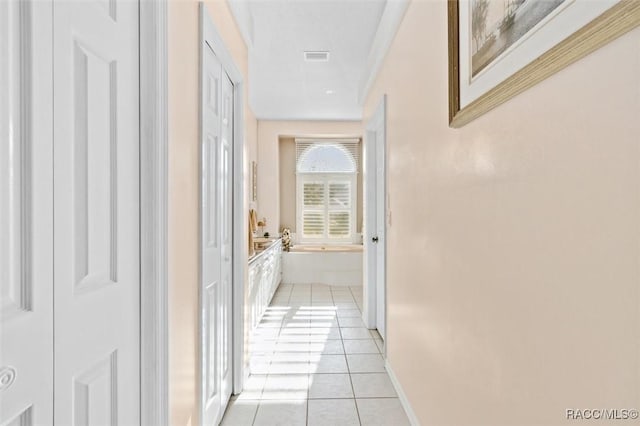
[221,284,410,425]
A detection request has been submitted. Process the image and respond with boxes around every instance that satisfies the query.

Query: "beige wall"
[257,120,362,235]
[279,137,297,231]
[363,1,640,425]
[168,2,257,425]
[278,136,363,234]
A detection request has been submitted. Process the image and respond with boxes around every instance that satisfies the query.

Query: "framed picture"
[252,161,257,202]
[448,0,640,127]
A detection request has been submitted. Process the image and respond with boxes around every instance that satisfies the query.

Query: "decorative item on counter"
[257,218,266,236]
[281,227,291,252]
[249,209,258,235]
[264,232,270,238]
[249,209,258,256]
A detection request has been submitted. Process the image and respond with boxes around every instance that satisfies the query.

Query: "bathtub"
[282,244,363,286]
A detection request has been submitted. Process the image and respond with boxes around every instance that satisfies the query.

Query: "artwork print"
[471,0,568,77]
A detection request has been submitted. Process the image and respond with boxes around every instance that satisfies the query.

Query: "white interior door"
[374,109,386,341]
[201,37,234,425]
[0,2,54,424]
[53,1,140,424]
[220,72,234,407]
[364,96,387,342]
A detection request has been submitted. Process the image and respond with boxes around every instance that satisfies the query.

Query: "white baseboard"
[385,359,421,426]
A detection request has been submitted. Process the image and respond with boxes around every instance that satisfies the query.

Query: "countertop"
[249,238,281,265]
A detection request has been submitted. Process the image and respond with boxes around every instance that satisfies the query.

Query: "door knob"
[372,236,379,243]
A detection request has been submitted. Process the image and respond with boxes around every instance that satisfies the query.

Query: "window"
[296,139,359,243]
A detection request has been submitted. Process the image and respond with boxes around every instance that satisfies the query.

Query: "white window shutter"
[295,138,359,244]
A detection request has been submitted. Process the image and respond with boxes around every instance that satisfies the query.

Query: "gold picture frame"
[448,0,640,128]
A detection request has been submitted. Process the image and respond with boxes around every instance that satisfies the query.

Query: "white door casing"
[0,1,54,424]
[200,26,235,425]
[364,95,387,342]
[139,1,170,424]
[53,1,140,424]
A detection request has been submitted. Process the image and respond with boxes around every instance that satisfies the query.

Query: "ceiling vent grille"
[304,51,330,62]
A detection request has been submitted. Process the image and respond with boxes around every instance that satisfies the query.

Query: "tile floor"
[221,283,411,426]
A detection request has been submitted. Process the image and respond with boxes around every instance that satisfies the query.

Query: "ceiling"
[229,0,407,121]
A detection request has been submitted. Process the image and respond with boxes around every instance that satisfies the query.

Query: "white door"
[201,38,234,425]
[0,2,54,424]
[220,72,234,408]
[374,110,386,341]
[53,1,140,424]
[364,96,387,342]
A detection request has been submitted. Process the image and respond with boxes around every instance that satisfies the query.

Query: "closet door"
[219,71,234,410]
[200,33,234,426]
[53,1,140,424]
[0,2,54,424]
[201,40,225,426]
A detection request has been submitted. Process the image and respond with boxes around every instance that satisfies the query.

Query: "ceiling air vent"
[304,51,330,62]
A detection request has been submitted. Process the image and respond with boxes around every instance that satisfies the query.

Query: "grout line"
[340,288,363,426]
[250,400,260,426]
[244,283,371,425]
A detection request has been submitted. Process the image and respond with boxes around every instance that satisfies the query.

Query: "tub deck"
[283,244,363,286]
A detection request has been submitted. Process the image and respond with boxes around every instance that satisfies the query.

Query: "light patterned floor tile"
[308,373,353,399]
[307,399,359,426]
[346,354,386,373]
[350,373,397,398]
[221,399,259,425]
[253,400,307,426]
[357,398,411,426]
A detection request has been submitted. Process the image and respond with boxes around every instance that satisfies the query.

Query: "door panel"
[364,97,386,342]
[201,43,223,425]
[206,281,219,401]
[375,116,386,341]
[0,1,53,424]
[53,1,140,424]
[220,73,234,403]
[201,37,234,425]
[364,129,377,329]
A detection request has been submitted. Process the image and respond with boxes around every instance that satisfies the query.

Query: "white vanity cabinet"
[248,239,282,331]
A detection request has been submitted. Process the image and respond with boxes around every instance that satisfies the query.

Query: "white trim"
[139,1,169,425]
[199,0,247,405]
[357,0,409,104]
[385,360,421,426]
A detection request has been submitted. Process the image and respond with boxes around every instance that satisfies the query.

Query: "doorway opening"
[220,121,405,424]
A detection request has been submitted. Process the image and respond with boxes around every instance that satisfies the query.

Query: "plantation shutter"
[328,181,350,237]
[302,181,325,238]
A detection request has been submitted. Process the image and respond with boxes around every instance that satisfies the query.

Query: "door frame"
[138,2,248,423]
[140,1,169,425]
[363,95,387,352]
[198,0,247,410]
